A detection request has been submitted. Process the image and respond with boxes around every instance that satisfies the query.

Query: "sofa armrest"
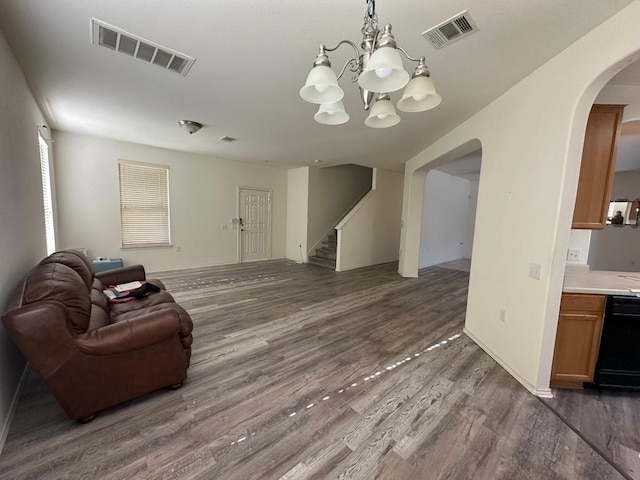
[75,309,181,355]
[2,301,77,379]
[96,265,146,286]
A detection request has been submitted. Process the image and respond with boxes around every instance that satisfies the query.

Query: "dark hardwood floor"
[0,260,628,479]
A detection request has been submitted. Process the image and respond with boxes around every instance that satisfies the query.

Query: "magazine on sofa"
[103,281,160,302]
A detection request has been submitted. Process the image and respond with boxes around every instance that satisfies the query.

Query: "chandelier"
[299,0,441,128]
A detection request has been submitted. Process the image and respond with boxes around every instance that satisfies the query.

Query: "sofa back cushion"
[23,262,91,334]
[40,251,94,291]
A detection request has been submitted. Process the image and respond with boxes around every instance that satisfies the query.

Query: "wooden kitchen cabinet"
[572,104,624,229]
[550,293,606,388]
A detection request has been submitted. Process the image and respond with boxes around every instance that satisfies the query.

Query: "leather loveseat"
[2,250,193,422]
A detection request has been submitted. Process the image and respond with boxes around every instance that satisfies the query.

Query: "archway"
[418,149,482,272]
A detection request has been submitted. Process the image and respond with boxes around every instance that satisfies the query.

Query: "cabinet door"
[572,104,624,229]
[550,312,603,388]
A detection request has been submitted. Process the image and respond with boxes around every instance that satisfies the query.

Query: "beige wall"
[286,167,309,262]
[0,29,49,445]
[465,180,479,259]
[53,132,288,271]
[399,2,640,396]
[419,170,476,268]
[336,169,403,271]
[307,165,372,254]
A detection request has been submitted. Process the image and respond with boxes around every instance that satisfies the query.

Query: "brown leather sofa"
[2,250,193,422]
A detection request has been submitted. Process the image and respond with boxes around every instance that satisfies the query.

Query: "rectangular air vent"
[422,11,478,49]
[91,18,195,76]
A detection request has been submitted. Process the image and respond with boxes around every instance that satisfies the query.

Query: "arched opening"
[419,148,481,273]
[399,139,481,279]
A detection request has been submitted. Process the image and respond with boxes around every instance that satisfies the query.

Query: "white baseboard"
[0,363,30,455]
[463,328,553,398]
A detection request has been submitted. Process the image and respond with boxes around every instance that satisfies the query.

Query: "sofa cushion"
[40,251,94,290]
[108,290,175,316]
[90,288,109,312]
[92,278,104,291]
[88,305,110,330]
[23,263,91,334]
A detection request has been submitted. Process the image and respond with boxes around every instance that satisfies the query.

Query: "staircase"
[308,231,337,269]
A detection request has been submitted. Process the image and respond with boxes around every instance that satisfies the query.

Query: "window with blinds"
[118,161,171,248]
[38,134,56,255]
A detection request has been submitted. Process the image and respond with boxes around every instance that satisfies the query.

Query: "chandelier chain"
[363,0,378,34]
[366,0,376,18]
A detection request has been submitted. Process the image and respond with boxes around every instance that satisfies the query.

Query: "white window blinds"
[118,161,170,248]
[38,134,56,255]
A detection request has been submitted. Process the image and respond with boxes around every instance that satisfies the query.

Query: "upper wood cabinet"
[572,104,625,229]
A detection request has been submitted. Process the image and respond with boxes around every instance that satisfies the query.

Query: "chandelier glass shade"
[314,101,350,125]
[397,76,442,112]
[365,95,400,128]
[299,0,441,128]
[299,66,344,104]
[358,46,410,93]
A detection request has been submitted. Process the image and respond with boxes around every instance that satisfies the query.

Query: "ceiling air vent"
[422,11,478,49]
[219,136,239,143]
[91,18,195,76]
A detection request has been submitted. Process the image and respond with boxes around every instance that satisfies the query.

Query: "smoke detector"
[219,136,239,143]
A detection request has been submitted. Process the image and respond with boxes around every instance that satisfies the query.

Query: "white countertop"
[563,268,640,296]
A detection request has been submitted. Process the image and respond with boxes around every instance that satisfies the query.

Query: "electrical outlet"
[221,224,228,230]
[567,248,581,262]
[500,308,506,323]
[176,246,181,253]
[529,263,541,280]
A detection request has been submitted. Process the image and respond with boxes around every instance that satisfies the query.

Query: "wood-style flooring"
[544,388,640,480]
[0,260,628,479]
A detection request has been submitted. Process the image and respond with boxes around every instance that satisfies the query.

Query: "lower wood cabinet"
[550,293,606,388]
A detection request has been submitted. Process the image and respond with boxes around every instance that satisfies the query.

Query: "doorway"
[238,187,272,262]
[418,149,481,272]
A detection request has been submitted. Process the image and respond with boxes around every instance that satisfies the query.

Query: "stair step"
[308,256,336,269]
[315,248,336,260]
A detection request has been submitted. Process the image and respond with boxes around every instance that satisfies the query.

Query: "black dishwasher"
[594,295,640,390]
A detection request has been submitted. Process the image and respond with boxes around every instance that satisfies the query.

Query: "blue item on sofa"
[92,258,124,273]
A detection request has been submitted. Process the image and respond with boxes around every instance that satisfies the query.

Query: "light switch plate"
[529,263,541,280]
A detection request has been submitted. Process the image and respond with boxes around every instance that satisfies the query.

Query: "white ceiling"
[0,0,633,171]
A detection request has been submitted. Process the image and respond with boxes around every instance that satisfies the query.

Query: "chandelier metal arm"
[396,47,423,63]
[324,39,360,57]
[336,58,360,82]
[324,39,363,82]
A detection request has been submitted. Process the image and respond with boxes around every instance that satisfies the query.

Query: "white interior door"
[238,187,272,262]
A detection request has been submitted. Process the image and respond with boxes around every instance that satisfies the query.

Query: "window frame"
[118,160,172,249]
[38,133,56,255]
